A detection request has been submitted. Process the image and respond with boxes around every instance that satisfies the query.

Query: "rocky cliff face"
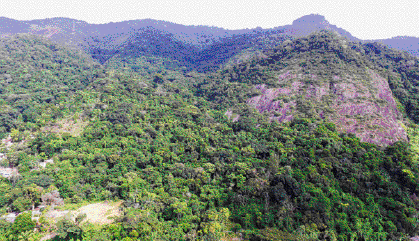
[247,67,407,146]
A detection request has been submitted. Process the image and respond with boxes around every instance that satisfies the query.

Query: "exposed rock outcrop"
[247,68,407,146]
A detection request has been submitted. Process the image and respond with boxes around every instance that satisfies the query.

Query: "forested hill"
[1,28,419,241]
[0,34,105,138]
[1,14,419,74]
[194,31,419,147]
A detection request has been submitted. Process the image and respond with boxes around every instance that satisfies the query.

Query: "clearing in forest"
[73,200,123,225]
[45,200,122,225]
[41,116,89,137]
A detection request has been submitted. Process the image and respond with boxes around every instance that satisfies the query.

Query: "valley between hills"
[1,14,419,240]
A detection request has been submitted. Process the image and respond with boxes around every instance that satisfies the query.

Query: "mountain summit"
[292,14,330,26]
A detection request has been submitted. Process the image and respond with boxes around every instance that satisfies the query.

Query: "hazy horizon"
[1,0,418,40]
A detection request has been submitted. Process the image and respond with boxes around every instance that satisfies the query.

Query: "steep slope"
[247,67,407,146]
[359,41,419,123]
[197,30,409,146]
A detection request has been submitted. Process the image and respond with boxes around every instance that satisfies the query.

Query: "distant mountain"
[363,36,419,57]
[280,14,359,41]
[1,14,417,73]
[0,17,29,34]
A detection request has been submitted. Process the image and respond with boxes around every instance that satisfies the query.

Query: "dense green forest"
[1,31,419,241]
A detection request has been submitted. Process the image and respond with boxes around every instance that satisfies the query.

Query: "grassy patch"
[55,200,91,211]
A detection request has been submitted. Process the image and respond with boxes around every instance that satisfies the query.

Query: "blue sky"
[1,0,418,40]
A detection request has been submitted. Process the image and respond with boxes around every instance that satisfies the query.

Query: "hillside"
[1,14,419,75]
[0,24,419,241]
[0,34,103,138]
[195,31,414,147]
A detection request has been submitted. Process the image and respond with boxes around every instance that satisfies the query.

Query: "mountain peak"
[292,14,329,26]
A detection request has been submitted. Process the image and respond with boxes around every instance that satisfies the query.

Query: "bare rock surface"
[247,68,407,146]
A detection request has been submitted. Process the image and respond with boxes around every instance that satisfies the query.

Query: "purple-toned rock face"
[247,68,408,146]
[225,110,240,122]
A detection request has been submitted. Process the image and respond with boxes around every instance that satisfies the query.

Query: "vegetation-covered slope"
[0,34,104,138]
[195,31,416,147]
[0,31,419,241]
[2,14,418,76]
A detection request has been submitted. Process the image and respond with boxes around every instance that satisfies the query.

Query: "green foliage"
[0,219,12,240]
[54,217,83,240]
[362,42,419,123]
[0,34,103,137]
[0,30,419,240]
[11,212,35,236]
